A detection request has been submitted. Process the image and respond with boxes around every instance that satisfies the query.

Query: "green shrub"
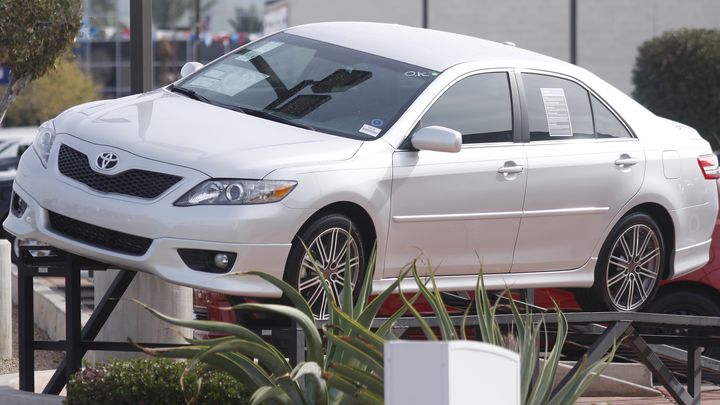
[1,54,101,127]
[632,28,720,150]
[65,357,250,405]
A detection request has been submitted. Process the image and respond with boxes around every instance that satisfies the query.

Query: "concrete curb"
[0,370,64,404]
[0,387,63,405]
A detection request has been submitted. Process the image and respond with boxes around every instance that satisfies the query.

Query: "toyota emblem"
[96,152,119,171]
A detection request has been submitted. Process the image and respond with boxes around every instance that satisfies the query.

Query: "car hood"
[53,89,364,178]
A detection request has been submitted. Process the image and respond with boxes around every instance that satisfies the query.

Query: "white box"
[384,340,521,405]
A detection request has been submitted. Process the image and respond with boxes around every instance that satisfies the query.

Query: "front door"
[385,72,527,277]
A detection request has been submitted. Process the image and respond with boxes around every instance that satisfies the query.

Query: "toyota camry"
[5,22,718,319]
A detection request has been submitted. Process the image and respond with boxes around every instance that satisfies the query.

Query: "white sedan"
[5,22,718,319]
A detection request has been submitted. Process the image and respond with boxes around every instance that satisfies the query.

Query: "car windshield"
[175,32,437,140]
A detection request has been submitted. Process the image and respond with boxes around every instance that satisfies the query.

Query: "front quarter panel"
[268,140,395,279]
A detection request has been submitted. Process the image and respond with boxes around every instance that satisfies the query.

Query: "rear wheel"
[284,214,365,320]
[576,212,664,312]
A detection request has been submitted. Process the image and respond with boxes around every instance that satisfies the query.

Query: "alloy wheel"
[297,227,360,320]
[606,224,661,311]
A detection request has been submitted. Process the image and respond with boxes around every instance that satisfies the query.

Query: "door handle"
[498,165,524,174]
[615,154,640,167]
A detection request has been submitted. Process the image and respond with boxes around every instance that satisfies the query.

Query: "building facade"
[265,0,720,95]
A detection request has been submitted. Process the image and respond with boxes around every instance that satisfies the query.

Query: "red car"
[194,186,720,335]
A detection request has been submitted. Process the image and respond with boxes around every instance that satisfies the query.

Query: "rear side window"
[522,73,594,141]
[592,96,632,138]
[418,72,513,144]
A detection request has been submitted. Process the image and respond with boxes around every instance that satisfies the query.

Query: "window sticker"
[359,124,382,137]
[540,88,573,136]
[235,41,283,62]
[188,65,269,96]
[404,71,439,77]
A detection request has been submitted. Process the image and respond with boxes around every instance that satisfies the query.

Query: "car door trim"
[393,206,609,223]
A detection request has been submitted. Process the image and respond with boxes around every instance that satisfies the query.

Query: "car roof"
[286,21,562,71]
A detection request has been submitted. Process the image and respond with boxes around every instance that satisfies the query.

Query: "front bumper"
[4,139,311,298]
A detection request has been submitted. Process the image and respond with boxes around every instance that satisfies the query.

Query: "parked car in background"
[5,22,718,320]
[0,127,35,245]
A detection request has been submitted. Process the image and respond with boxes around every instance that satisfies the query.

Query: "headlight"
[33,120,56,167]
[174,179,297,206]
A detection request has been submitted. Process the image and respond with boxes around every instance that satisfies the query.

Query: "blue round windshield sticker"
[370,118,384,127]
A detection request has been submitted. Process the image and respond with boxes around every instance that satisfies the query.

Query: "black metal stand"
[16,246,308,394]
[17,247,141,394]
[16,243,718,404]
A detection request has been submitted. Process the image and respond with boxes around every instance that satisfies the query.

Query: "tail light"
[698,154,720,179]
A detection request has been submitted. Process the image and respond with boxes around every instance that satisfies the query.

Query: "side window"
[522,73,594,141]
[418,72,513,144]
[592,96,632,138]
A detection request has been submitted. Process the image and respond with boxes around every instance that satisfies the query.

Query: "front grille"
[48,211,152,256]
[58,144,182,199]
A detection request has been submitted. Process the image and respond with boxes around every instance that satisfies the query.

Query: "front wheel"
[576,212,665,312]
[284,214,365,320]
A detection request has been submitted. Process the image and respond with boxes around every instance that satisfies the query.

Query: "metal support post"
[626,327,695,405]
[64,256,82,381]
[17,265,34,392]
[44,269,137,394]
[130,0,153,94]
[287,321,305,365]
[688,345,702,404]
[551,321,632,397]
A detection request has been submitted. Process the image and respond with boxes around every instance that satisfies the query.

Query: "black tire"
[576,212,665,312]
[284,214,366,320]
[646,290,720,359]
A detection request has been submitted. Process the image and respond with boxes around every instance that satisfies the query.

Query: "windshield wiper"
[221,104,318,132]
[168,84,212,104]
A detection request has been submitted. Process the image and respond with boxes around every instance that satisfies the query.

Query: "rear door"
[511,72,645,273]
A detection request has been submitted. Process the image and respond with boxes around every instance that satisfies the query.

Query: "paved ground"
[578,386,720,403]
[0,305,65,375]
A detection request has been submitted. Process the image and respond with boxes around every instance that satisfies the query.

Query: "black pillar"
[569,0,577,64]
[422,0,428,28]
[17,270,34,392]
[64,260,82,381]
[130,0,153,93]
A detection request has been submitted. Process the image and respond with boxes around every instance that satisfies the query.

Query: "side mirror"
[180,61,204,78]
[411,126,462,153]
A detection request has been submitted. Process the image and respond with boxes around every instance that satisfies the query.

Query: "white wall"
[286,0,423,27]
[577,0,720,93]
[282,0,720,95]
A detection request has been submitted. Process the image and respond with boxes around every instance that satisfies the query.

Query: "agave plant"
[400,261,616,405]
[135,247,420,405]
[135,253,615,405]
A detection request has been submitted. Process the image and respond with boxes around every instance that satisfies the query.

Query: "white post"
[88,270,192,363]
[0,240,11,359]
[385,341,521,405]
